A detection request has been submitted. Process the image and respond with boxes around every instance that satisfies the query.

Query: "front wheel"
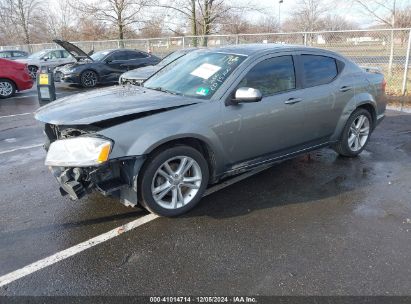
[80,70,98,88]
[0,79,16,99]
[139,146,209,217]
[333,108,373,157]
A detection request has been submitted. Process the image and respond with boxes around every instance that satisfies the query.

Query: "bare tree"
[289,0,328,32]
[0,0,43,46]
[71,0,152,46]
[47,1,77,41]
[155,0,263,46]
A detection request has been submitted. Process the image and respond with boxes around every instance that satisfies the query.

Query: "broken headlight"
[45,137,112,167]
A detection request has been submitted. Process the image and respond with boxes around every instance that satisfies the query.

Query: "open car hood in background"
[53,39,93,62]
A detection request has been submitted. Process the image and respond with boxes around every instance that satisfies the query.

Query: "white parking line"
[0,144,43,155]
[0,112,33,119]
[0,165,271,288]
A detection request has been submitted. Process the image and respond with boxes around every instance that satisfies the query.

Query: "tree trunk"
[201,0,210,47]
[191,0,197,46]
[118,22,125,48]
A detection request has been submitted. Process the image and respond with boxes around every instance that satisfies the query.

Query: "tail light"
[381,78,387,93]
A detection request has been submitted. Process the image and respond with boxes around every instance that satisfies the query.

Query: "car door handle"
[339,86,352,92]
[284,98,303,105]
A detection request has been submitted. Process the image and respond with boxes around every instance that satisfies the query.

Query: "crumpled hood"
[35,86,201,125]
[121,65,160,81]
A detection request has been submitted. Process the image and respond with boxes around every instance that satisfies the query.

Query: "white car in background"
[16,49,75,79]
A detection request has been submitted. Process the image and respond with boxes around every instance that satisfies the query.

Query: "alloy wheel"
[348,114,370,152]
[151,156,202,210]
[81,71,98,87]
[0,81,13,97]
[28,66,37,79]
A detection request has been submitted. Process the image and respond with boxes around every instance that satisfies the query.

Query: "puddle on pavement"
[353,204,388,219]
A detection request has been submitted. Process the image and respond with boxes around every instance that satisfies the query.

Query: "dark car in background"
[0,50,29,60]
[0,58,33,98]
[53,39,161,88]
[35,44,386,217]
[119,48,197,85]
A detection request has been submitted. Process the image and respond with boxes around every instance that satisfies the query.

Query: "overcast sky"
[252,0,410,28]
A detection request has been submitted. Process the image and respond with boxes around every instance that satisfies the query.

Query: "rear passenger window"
[238,56,296,96]
[301,55,338,87]
[127,51,148,59]
[12,52,25,57]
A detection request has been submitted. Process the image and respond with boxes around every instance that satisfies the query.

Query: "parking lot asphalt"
[0,85,410,296]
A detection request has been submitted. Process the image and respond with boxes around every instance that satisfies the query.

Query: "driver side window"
[238,56,296,97]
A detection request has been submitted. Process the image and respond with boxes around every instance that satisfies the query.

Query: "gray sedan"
[35,44,386,217]
[119,48,197,85]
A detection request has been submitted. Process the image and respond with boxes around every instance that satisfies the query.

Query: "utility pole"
[388,0,396,76]
[278,0,283,31]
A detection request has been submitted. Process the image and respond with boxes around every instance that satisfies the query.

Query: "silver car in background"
[35,44,386,217]
[16,49,75,78]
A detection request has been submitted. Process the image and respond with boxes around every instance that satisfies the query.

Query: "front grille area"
[44,124,100,150]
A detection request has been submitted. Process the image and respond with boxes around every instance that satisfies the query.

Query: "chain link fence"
[2,28,411,101]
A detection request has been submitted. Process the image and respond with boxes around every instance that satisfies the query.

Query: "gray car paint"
[36,44,386,190]
[120,65,160,82]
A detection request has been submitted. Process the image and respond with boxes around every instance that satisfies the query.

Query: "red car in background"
[0,58,33,99]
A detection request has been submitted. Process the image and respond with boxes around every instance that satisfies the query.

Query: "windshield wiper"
[149,87,182,96]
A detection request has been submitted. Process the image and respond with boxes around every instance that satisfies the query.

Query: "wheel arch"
[0,77,17,88]
[0,77,17,94]
[143,136,217,184]
[356,101,377,129]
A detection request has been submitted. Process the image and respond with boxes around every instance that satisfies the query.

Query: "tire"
[80,70,98,88]
[54,71,62,82]
[333,108,373,157]
[138,145,209,217]
[0,79,16,99]
[28,66,38,79]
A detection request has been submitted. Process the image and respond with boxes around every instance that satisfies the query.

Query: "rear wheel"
[139,145,209,217]
[80,70,98,88]
[0,79,16,99]
[333,108,372,157]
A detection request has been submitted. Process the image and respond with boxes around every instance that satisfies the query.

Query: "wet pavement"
[0,86,410,295]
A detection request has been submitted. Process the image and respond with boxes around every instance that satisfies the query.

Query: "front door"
[220,54,307,166]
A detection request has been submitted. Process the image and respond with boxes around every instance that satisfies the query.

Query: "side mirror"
[230,87,262,105]
[42,57,49,61]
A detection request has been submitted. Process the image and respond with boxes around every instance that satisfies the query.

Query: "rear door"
[295,53,355,144]
[125,51,152,70]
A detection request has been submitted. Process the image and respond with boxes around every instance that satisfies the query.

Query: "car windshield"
[90,50,111,61]
[28,50,49,59]
[159,50,188,66]
[144,51,247,99]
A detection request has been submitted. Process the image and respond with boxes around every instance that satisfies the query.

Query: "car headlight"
[45,137,112,167]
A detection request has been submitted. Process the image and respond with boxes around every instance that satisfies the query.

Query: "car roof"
[209,43,338,57]
[0,50,27,52]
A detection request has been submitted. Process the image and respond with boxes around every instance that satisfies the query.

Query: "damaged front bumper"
[49,157,145,207]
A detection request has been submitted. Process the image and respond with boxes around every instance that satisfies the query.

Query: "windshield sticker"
[196,87,210,96]
[190,63,222,80]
